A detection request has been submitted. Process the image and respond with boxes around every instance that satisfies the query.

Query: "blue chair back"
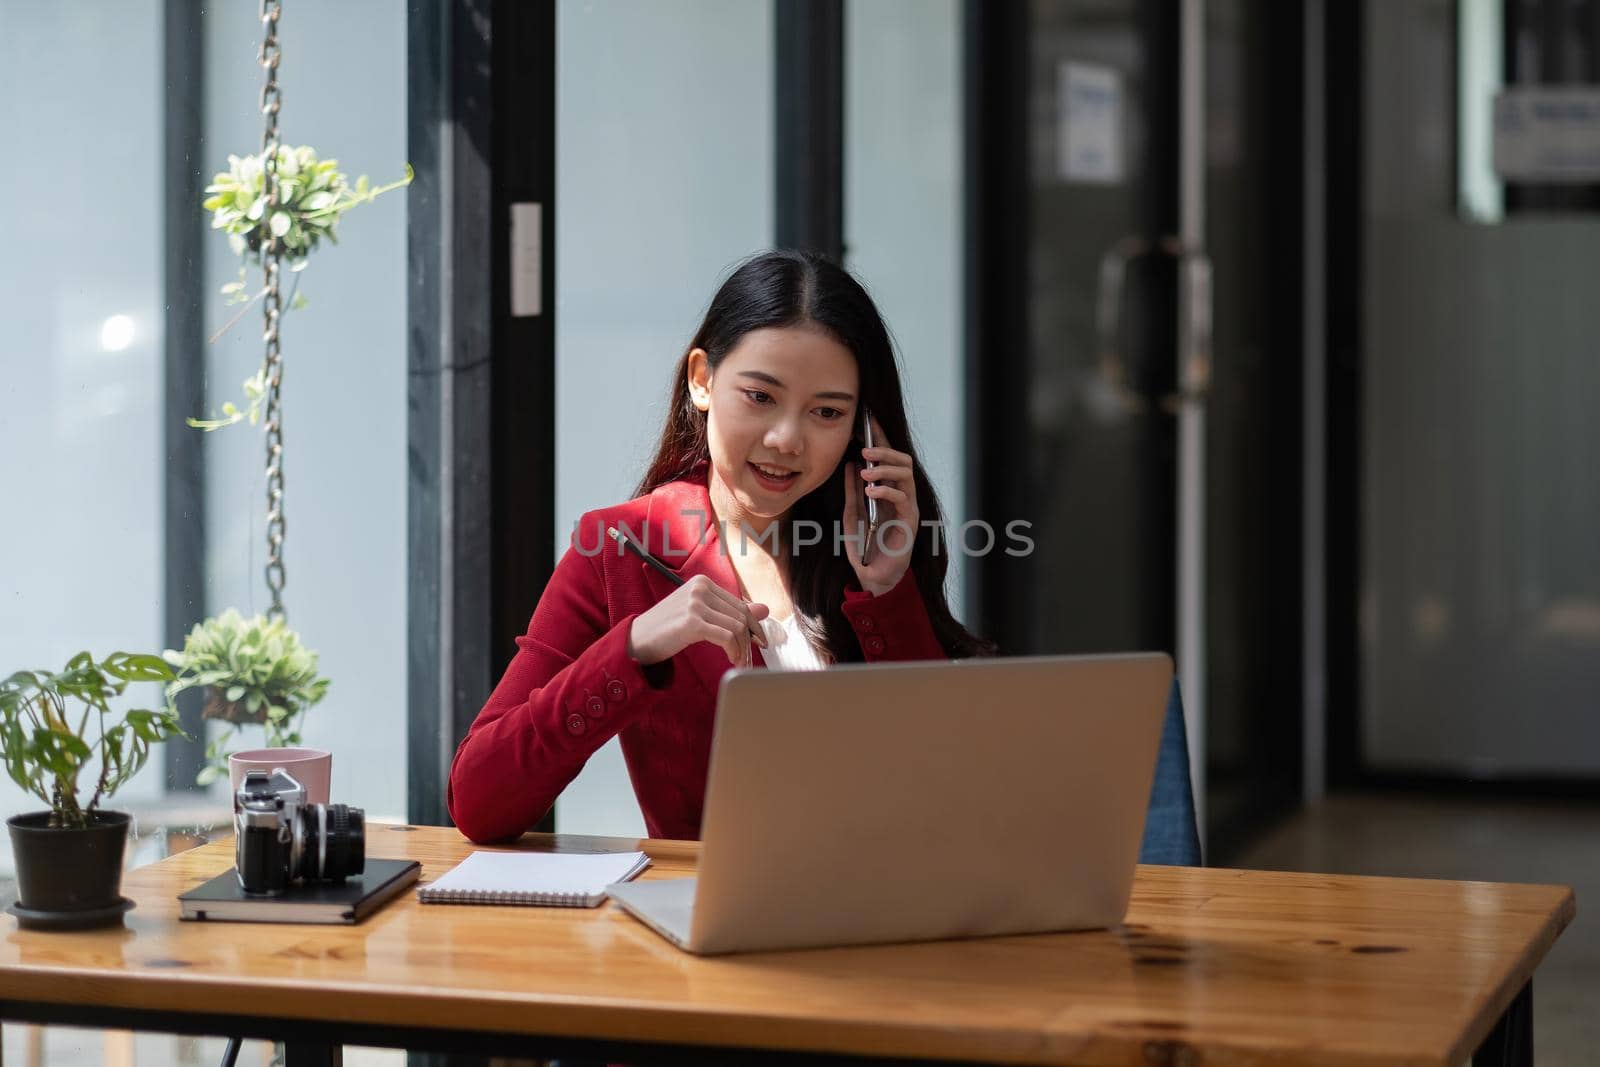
[1138,679,1202,866]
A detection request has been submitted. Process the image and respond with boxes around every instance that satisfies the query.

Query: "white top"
[759,614,828,671]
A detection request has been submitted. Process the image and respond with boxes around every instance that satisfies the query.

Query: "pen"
[607,526,768,649]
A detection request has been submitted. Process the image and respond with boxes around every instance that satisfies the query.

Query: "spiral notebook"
[418,849,651,908]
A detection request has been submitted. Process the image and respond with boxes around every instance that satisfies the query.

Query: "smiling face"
[687,325,860,534]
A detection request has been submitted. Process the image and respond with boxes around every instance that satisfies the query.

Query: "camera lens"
[294,803,366,882]
[320,804,365,880]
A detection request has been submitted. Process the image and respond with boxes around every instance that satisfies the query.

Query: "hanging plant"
[207,145,411,266]
[190,146,411,431]
[163,610,331,786]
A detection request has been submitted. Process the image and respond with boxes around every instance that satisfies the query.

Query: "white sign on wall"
[510,202,543,317]
[1057,61,1125,185]
[1493,88,1600,182]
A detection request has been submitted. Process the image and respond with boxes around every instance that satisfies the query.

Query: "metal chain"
[259,0,287,620]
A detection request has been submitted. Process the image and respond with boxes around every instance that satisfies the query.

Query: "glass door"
[973,0,1306,855]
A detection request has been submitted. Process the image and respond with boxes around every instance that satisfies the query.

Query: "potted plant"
[163,609,331,789]
[1,652,186,928]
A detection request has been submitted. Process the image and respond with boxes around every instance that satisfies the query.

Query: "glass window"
[845,0,967,619]
[0,0,407,846]
[201,0,409,819]
[1,3,411,1062]
[554,0,775,835]
[0,0,167,834]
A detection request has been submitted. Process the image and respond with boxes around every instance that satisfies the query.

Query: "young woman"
[448,250,994,844]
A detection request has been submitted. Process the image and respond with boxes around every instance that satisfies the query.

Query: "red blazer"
[447,472,948,843]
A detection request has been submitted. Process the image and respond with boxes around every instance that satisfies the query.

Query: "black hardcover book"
[178,858,421,925]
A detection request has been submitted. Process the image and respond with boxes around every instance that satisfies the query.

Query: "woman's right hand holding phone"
[627,574,770,669]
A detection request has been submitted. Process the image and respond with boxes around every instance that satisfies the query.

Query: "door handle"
[1175,247,1212,411]
[1095,236,1212,415]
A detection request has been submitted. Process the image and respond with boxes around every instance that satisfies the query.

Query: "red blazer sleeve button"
[565,713,587,736]
[865,635,886,654]
[586,695,606,718]
[606,679,627,702]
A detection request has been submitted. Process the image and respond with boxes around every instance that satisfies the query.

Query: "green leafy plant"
[0,653,187,829]
[163,610,331,786]
[192,145,412,431]
[204,145,411,266]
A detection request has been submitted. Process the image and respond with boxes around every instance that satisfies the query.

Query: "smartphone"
[859,409,880,565]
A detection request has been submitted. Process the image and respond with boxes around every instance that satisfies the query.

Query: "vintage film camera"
[233,769,366,896]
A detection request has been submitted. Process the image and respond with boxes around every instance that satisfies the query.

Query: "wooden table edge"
[0,827,1579,1067]
[1442,883,1574,1066]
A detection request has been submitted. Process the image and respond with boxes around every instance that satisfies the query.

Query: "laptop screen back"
[687,652,1174,954]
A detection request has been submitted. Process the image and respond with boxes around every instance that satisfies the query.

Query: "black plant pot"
[6,810,135,929]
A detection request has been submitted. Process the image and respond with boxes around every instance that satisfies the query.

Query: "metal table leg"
[284,1042,342,1067]
[1474,980,1533,1067]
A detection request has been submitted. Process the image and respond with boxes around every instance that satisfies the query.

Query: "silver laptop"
[606,652,1173,955]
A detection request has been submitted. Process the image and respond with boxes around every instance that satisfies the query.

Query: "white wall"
[553,0,775,836]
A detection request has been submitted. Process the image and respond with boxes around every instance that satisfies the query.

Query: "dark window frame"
[406,0,557,830]
[775,0,845,260]
[162,0,208,792]
[960,0,1033,650]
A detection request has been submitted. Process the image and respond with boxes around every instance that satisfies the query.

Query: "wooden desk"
[0,824,1573,1067]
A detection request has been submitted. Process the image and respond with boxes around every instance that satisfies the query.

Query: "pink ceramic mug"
[228,747,332,805]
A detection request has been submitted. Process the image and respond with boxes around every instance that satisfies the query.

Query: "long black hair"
[635,249,996,660]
